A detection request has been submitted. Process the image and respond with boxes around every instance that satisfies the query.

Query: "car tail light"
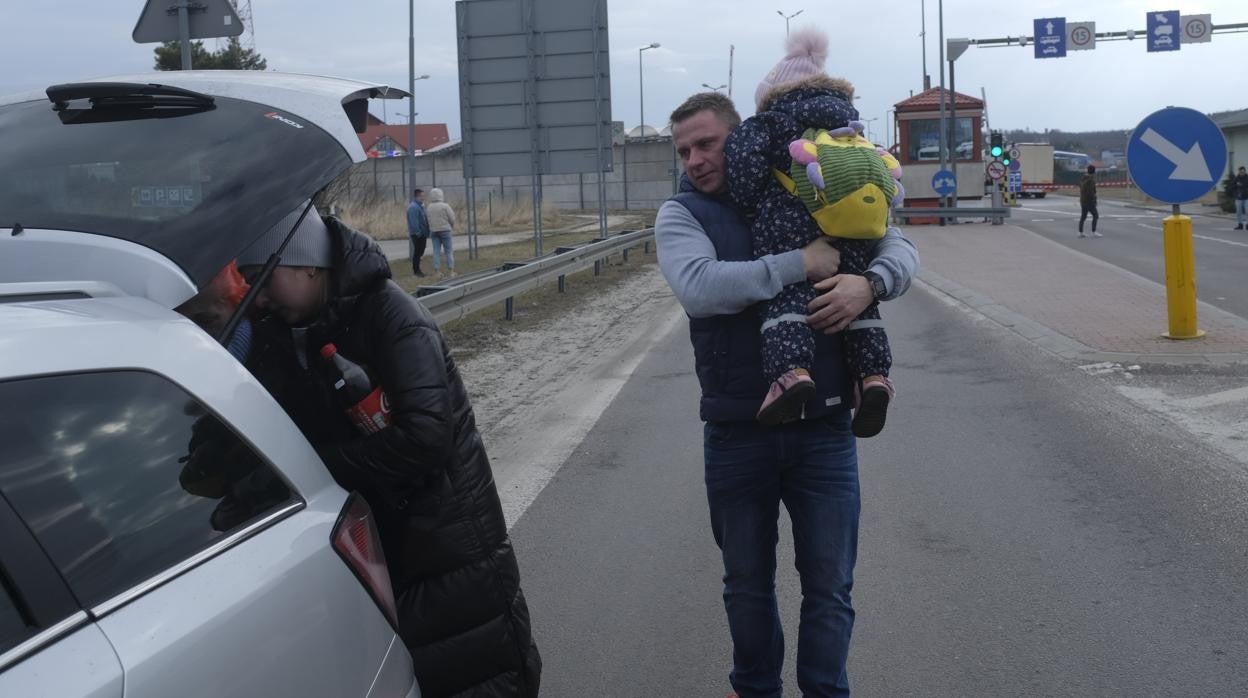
[332,493,400,631]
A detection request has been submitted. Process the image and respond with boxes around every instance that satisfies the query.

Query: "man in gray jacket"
[656,91,918,697]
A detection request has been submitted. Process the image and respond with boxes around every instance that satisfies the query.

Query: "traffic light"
[990,131,1004,159]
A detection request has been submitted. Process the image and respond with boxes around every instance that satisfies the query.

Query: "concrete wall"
[332,137,682,212]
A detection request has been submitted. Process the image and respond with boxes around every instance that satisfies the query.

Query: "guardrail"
[415,228,656,325]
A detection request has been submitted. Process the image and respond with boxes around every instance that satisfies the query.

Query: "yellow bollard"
[1161,213,1205,340]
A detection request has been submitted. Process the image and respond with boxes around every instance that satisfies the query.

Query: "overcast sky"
[2,1,1244,142]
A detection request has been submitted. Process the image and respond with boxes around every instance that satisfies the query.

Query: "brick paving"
[912,222,1248,362]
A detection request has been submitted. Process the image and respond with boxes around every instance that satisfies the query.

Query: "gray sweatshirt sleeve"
[866,226,920,301]
[655,200,806,319]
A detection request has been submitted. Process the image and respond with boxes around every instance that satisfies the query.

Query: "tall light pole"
[702,82,727,92]
[863,117,879,144]
[729,44,735,98]
[777,9,804,36]
[639,42,660,137]
[406,61,430,198]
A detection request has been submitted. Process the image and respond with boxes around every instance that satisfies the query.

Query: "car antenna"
[10,223,23,236]
[216,199,317,346]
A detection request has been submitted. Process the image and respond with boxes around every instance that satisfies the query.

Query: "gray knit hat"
[236,200,332,268]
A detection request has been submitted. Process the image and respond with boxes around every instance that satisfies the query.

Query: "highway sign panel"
[932,169,958,195]
[986,160,1006,181]
[1033,17,1067,58]
[1127,107,1227,204]
[1008,172,1022,193]
[1181,14,1212,43]
[1067,21,1096,51]
[133,0,243,43]
[1147,11,1180,53]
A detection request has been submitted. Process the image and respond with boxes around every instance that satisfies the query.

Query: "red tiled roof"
[358,121,451,153]
[894,87,983,111]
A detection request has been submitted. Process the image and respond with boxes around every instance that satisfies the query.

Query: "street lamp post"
[777,9,804,36]
[405,69,430,198]
[639,43,660,137]
[863,117,879,144]
[702,82,727,92]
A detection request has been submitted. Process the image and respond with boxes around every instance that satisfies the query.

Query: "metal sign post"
[456,0,614,255]
[132,0,243,69]
[1127,106,1228,340]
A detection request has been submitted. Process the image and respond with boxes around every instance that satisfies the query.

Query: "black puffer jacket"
[249,217,541,698]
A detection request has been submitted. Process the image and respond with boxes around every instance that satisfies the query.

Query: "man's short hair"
[1240,166,1247,172]
[1087,165,1096,174]
[413,188,424,197]
[669,92,741,130]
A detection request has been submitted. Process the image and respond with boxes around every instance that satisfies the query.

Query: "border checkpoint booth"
[892,87,985,224]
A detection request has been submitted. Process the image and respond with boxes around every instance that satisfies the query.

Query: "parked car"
[0,73,420,698]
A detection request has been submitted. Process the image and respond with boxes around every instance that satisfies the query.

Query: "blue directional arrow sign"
[1127,107,1227,204]
[1147,10,1180,52]
[932,169,957,197]
[1033,17,1067,58]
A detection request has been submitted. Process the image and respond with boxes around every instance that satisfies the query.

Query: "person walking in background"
[426,188,458,278]
[1232,166,1248,231]
[1079,165,1100,238]
[406,188,430,277]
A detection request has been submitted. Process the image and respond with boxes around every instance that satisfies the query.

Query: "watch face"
[871,276,886,298]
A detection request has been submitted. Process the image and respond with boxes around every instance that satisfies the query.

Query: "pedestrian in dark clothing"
[1079,164,1100,238]
[1232,166,1248,230]
[407,188,431,276]
[236,203,541,698]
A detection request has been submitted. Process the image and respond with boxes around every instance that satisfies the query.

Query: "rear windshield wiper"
[47,82,215,123]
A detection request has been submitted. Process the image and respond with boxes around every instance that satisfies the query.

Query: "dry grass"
[336,198,568,241]
[389,227,636,286]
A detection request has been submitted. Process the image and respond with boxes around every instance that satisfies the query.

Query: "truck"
[1014,142,1055,198]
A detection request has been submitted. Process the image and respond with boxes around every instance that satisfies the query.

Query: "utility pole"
[777,9,804,36]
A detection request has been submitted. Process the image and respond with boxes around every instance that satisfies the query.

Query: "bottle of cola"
[319,343,392,435]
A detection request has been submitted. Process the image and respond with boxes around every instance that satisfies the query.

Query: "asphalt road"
[509,286,1248,696]
[1004,194,1248,320]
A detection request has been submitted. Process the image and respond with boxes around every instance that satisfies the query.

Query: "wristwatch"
[863,271,888,301]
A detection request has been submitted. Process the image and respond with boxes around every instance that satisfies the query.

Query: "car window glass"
[0,371,296,608]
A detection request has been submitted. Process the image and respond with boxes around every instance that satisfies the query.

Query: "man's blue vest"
[671,183,853,423]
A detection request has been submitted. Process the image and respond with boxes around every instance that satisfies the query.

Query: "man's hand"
[807,274,874,334]
[801,239,841,282]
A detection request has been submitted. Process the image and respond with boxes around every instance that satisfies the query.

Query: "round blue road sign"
[1127,107,1228,204]
[932,169,957,197]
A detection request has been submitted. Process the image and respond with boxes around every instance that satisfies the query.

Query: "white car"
[0,73,419,698]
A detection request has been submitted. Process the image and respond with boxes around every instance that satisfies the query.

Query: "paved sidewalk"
[912,221,1248,365]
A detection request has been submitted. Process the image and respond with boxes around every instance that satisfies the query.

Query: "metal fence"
[415,228,655,324]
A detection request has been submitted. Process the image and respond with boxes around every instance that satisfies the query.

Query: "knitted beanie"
[755,27,830,111]
[236,200,332,269]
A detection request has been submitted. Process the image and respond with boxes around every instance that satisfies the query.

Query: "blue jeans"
[704,412,860,698]
[1237,199,1246,226]
[431,230,454,272]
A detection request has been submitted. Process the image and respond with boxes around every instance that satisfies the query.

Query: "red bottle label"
[345,387,392,434]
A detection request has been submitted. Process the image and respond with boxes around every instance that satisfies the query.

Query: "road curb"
[916,269,1248,368]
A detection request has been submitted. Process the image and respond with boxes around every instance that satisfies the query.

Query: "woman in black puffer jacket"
[236,204,541,698]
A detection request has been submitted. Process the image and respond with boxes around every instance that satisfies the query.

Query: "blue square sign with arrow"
[1126,107,1226,204]
[1033,17,1067,58]
[1147,11,1180,52]
[932,169,957,197]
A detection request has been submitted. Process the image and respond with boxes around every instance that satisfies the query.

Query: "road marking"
[1171,386,1248,410]
[1030,218,1056,222]
[1019,206,1079,217]
[1194,234,1248,248]
[1137,223,1162,231]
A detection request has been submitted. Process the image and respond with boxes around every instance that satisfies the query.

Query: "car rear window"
[0,94,352,286]
[0,371,298,609]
